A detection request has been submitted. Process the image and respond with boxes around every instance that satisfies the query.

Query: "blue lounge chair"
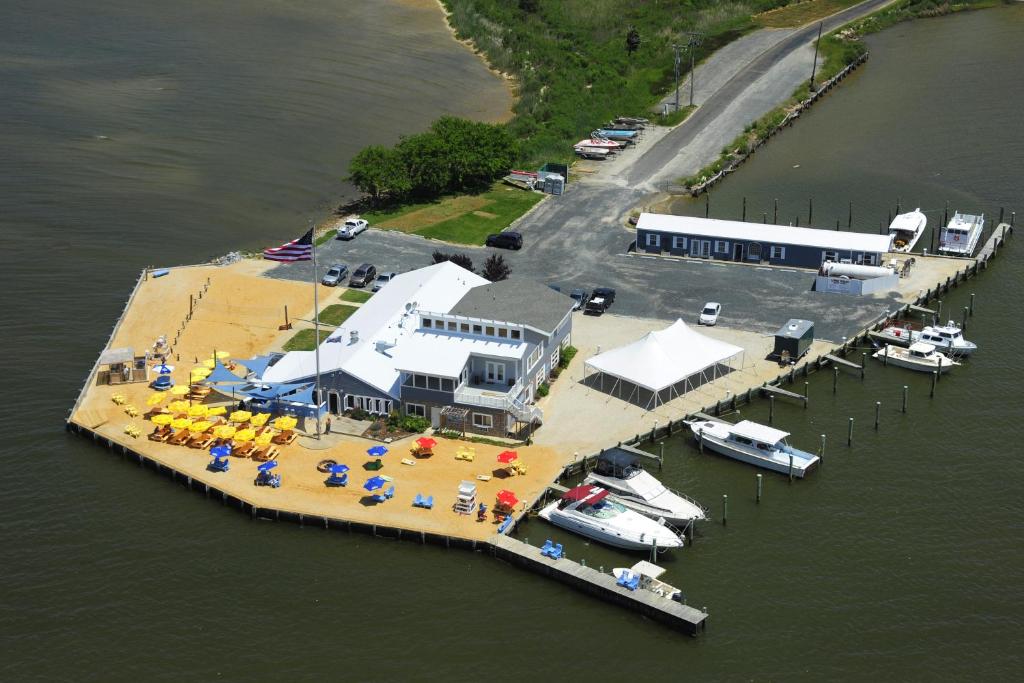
[413,494,424,507]
[326,472,348,487]
[384,485,395,500]
[372,485,393,503]
[423,495,433,509]
[208,457,230,473]
[540,539,554,557]
[549,543,563,560]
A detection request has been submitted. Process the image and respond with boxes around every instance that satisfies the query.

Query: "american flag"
[263,228,313,261]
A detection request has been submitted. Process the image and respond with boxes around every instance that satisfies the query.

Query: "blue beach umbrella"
[330,464,350,475]
[363,476,386,492]
[155,363,173,375]
[367,445,388,458]
[257,461,278,472]
[210,443,232,459]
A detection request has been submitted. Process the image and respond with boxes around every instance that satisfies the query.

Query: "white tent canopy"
[584,319,744,410]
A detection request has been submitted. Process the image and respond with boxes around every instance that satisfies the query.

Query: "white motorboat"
[574,137,623,149]
[583,449,706,525]
[688,420,819,478]
[888,208,927,253]
[938,211,984,256]
[612,561,685,602]
[538,485,684,551]
[875,320,977,356]
[873,342,960,373]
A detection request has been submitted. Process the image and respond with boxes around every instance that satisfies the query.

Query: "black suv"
[348,263,377,288]
[485,231,523,250]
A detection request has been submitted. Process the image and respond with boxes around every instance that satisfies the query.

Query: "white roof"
[584,319,743,392]
[630,560,666,579]
[263,262,488,395]
[391,330,526,378]
[637,213,893,253]
[730,420,789,444]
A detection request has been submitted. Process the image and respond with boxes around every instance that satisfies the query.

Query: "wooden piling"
[902,385,908,413]
[930,370,937,398]
[769,395,775,424]
[774,198,778,224]
[804,381,809,407]
[847,417,854,446]
[833,366,838,393]
[722,494,728,525]
[969,293,975,316]
[875,401,880,429]
[861,352,866,379]
[756,473,763,503]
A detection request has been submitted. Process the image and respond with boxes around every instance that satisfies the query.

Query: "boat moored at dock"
[688,420,820,477]
[584,450,706,525]
[938,211,984,256]
[888,208,927,253]
[538,485,684,551]
[612,561,684,602]
[873,342,960,373]
[875,320,977,356]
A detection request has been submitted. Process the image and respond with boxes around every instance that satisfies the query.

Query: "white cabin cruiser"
[875,320,977,356]
[538,485,684,551]
[888,208,927,253]
[612,561,685,602]
[938,211,984,256]
[583,449,706,525]
[873,342,960,373]
[689,420,819,477]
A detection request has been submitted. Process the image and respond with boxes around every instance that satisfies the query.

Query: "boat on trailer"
[574,146,611,160]
[873,342,960,373]
[938,211,984,256]
[538,485,684,551]
[875,320,977,356]
[583,449,706,525]
[688,420,820,477]
[612,561,685,602]
[888,208,927,253]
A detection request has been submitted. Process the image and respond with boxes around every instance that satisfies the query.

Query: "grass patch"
[654,104,697,128]
[282,328,331,352]
[318,304,359,326]
[755,0,862,28]
[365,182,544,245]
[340,289,372,303]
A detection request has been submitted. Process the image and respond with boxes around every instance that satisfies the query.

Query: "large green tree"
[347,145,410,202]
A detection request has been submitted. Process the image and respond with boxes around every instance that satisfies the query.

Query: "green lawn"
[755,0,863,28]
[340,289,372,303]
[362,182,544,246]
[282,328,331,352]
[318,304,359,326]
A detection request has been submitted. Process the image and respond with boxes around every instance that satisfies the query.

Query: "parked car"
[372,271,397,292]
[321,264,349,287]
[584,296,608,316]
[486,231,523,250]
[349,263,377,288]
[699,302,722,326]
[569,288,590,311]
[336,218,368,240]
[591,287,616,307]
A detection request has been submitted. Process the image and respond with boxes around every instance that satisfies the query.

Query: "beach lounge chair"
[385,485,395,500]
[272,429,296,445]
[255,471,282,488]
[455,447,475,462]
[188,434,214,449]
[549,543,563,560]
[423,495,433,508]
[413,494,434,509]
[233,441,256,458]
[325,472,348,487]
[540,540,554,557]
[168,430,191,446]
[148,427,172,442]
[251,445,278,462]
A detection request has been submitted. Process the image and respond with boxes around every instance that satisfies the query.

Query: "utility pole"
[684,32,703,108]
[310,220,322,440]
[673,43,681,111]
[809,22,824,90]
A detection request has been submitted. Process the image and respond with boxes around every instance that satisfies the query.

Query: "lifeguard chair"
[454,480,477,515]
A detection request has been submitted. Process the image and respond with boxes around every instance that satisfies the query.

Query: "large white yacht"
[538,485,684,551]
[888,208,927,253]
[688,420,820,477]
[584,449,706,525]
[938,211,984,256]
[873,342,960,374]
[875,320,977,356]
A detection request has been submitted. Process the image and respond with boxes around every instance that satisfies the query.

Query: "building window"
[645,233,661,247]
[715,240,729,254]
[672,236,688,250]
[414,374,426,388]
[434,319,445,329]
[822,250,838,262]
[498,328,508,338]
[461,323,470,333]
[345,395,354,409]
[561,334,571,348]
[441,378,454,392]
[864,253,878,266]
[422,319,432,329]
[550,348,559,369]
[447,321,457,331]
[472,413,493,429]
[528,346,541,370]
[511,329,521,340]
[461,367,469,384]
[770,246,786,260]
[406,403,426,417]
[485,326,495,337]
[427,376,440,390]
[473,324,482,334]
[485,361,505,383]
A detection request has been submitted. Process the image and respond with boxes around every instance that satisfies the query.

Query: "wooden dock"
[824,353,861,370]
[487,533,708,635]
[759,384,807,402]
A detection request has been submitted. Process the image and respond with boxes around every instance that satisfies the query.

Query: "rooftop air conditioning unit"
[349,330,359,344]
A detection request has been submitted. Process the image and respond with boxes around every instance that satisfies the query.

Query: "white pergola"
[583,319,744,410]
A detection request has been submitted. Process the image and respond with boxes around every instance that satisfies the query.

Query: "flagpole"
[311,221,322,440]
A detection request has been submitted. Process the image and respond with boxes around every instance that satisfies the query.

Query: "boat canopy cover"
[562,485,603,502]
[731,420,789,445]
[908,342,937,354]
[597,448,639,469]
[630,560,666,580]
[584,489,609,506]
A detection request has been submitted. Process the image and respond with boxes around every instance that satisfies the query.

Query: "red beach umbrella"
[416,437,437,449]
[496,490,518,508]
[497,450,518,464]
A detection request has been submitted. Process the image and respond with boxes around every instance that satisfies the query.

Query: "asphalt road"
[266,1,902,341]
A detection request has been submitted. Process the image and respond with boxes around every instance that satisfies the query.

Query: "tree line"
[348,116,518,204]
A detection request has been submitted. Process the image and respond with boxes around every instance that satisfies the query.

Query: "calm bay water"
[1,3,1022,680]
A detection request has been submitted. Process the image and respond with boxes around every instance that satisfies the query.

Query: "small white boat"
[873,342,960,373]
[538,485,684,551]
[574,146,611,160]
[938,211,984,256]
[875,320,977,356]
[584,449,706,525]
[888,208,927,253]
[612,561,685,602]
[689,420,819,477]
[574,137,623,149]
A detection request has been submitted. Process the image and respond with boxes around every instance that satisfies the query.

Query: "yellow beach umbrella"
[145,392,167,406]
[229,410,252,424]
[209,351,230,361]
[249,412,271,427]
[190,368,211,381]
[151,413,173,426]
[187,404,209,418]
[233,428,256,443]
[200,358,216,369]
[171,417,193,430]
[274,416,297,431]
[213,425,236,439]
[170,385,191,396]
[255,432,273,446]
[206,406,227,417]
[189,420,212,433]
[168,400,190,414]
